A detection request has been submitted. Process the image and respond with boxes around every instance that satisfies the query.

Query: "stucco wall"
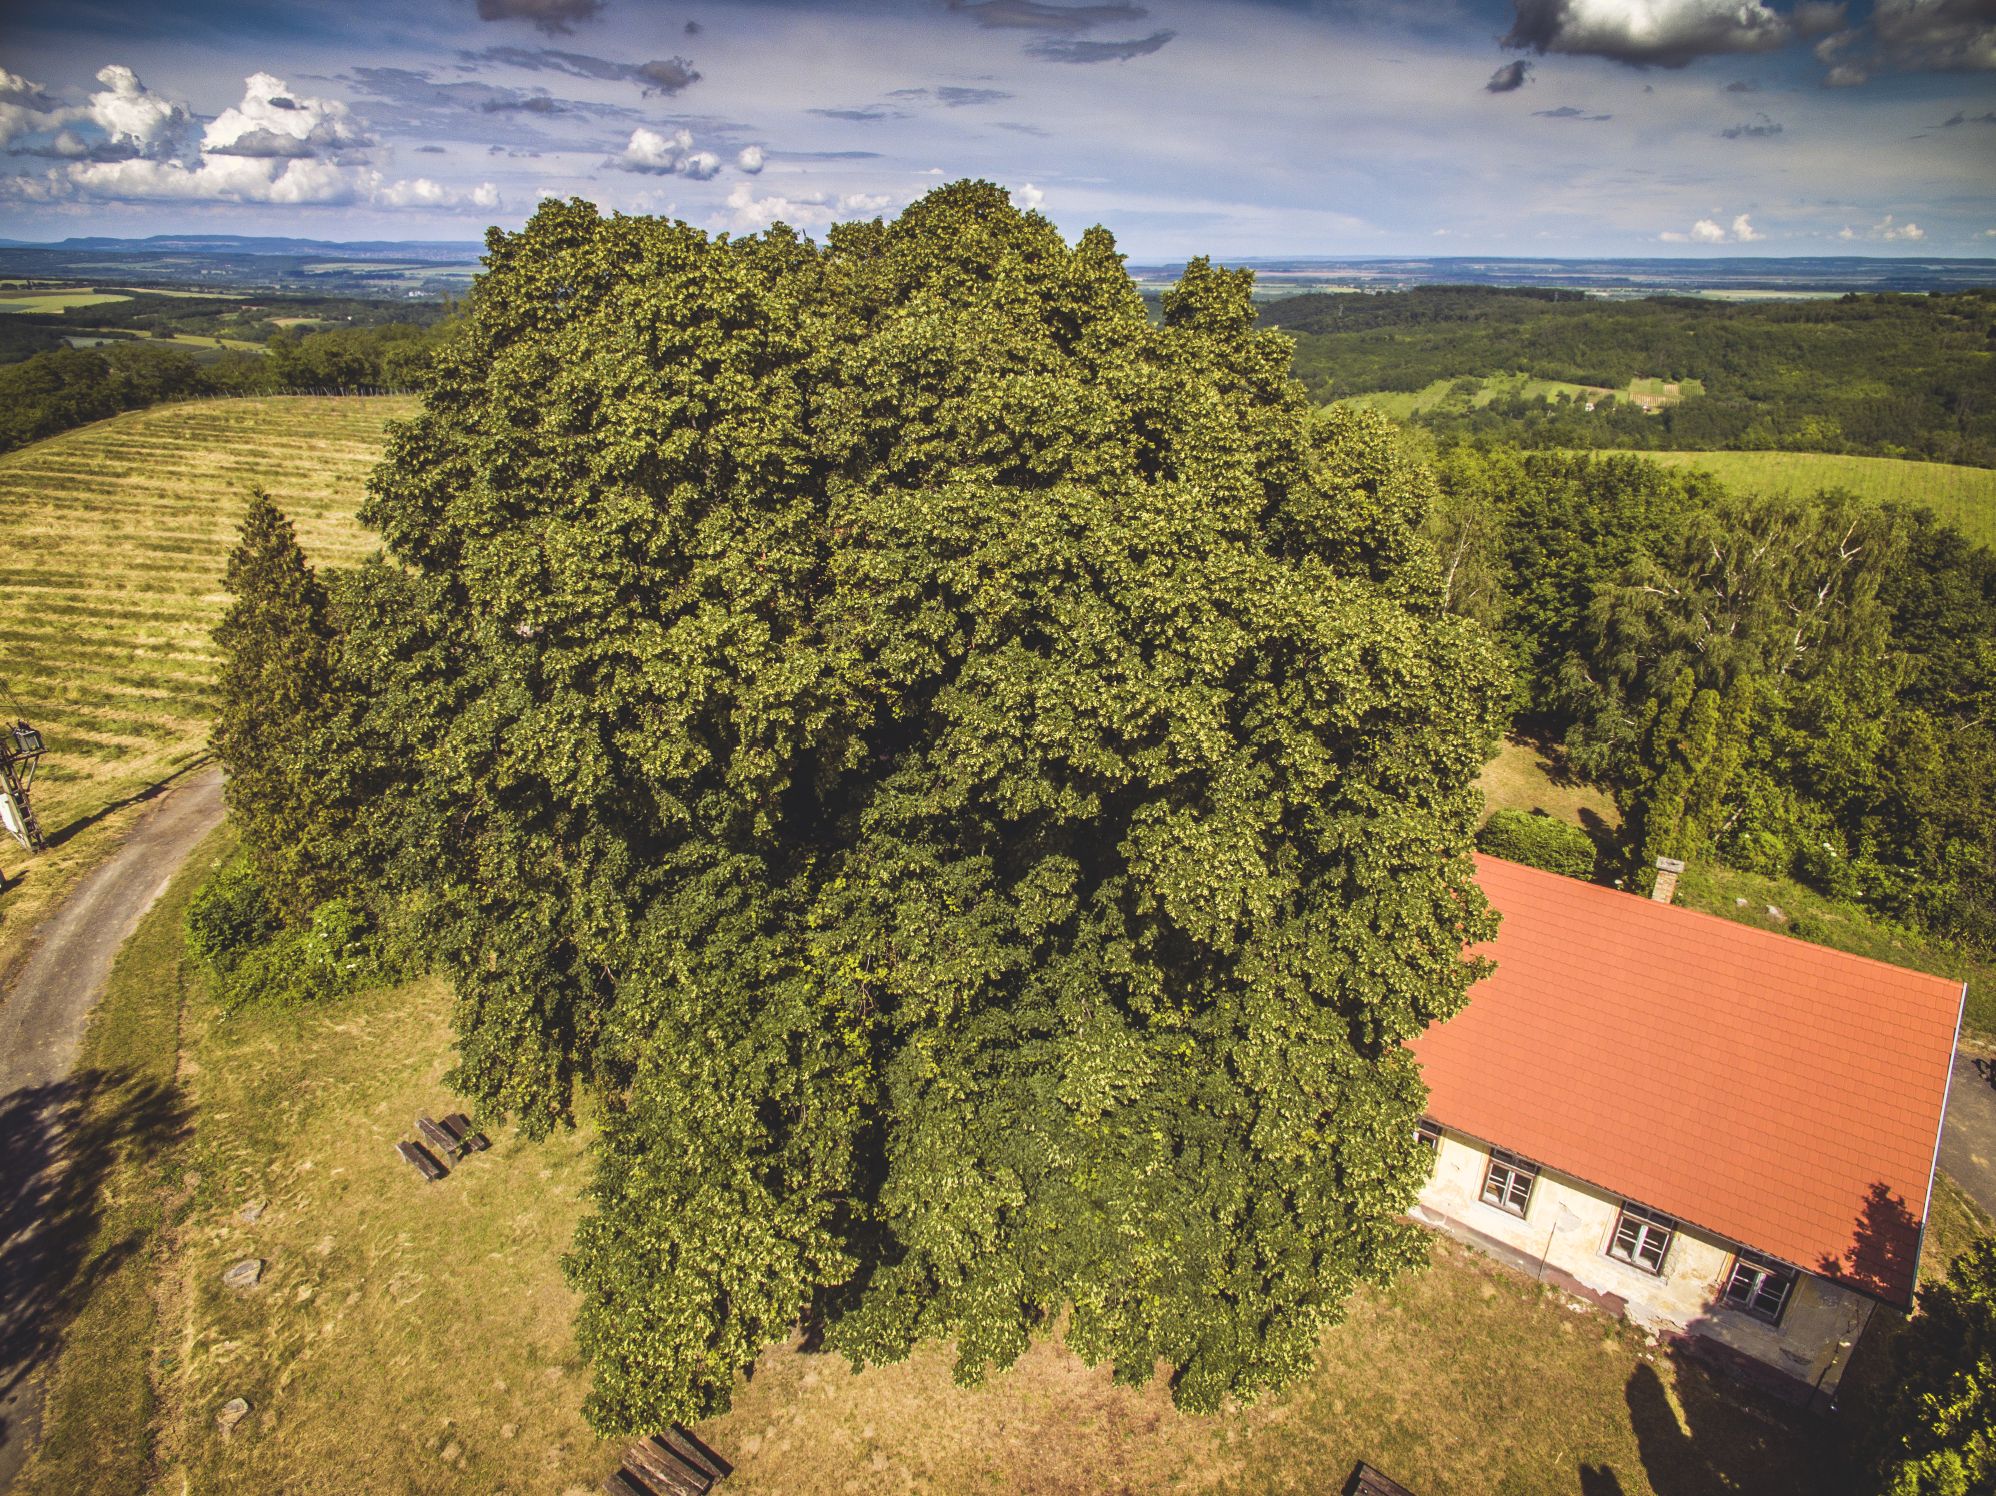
[1415,1126,1875,1398]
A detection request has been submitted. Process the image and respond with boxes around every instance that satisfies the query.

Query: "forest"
[1435,448,1996,958]
[1269,287,1996,466]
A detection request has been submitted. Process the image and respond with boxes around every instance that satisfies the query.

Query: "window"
[1481,1148,1538,1216]
[1722,1251,1798,1324]
[1608,1203,1677,1275]
[1414,1118,1442,1151]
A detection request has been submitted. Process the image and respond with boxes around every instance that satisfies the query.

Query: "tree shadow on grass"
[41,758,210,851]
[0,1070,189,1453]
[1622,1345,1834,1496]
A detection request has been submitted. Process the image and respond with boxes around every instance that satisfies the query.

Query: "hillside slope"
[0,395,411,844]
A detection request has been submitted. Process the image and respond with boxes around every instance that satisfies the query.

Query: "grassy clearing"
[11,824,217,1495]
[0,395,411,977]
[105,967,1821,1494]
[1605,449,1996,548]
[1345,371,1697,422]
[1476,737,1622,832]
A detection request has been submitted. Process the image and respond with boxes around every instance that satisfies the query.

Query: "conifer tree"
[356,184,1508,1430]
[212,488,338,919]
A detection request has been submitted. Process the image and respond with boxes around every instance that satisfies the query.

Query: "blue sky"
[1,0,1992,256]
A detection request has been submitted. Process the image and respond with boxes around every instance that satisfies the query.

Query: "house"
[1409,854,1965,1410]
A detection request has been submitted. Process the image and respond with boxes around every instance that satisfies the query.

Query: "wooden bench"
[416,1116,467,1160]
[396,1140,448,1181]
[607,1428,729,1496]
[441,1112,490,1152]
[1348,1462,1418,1496]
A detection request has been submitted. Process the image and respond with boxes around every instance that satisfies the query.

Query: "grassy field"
[0,395,410,976]
[1606,449,1996,547]
[1347,372,1701,423]
[1477,737,1622,832]
[19,859,1856,1496]
[0,289,132,314]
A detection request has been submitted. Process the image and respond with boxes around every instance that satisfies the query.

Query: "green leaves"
[354,183,1506,1431]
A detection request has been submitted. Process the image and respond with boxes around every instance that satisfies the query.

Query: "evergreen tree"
[211,489,338,919]
[356,185,1508,1431]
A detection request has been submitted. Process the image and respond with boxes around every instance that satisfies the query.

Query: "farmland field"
[1345,371,1701,422]
[1607,449,1996,546]
[0,396,409,953]
[0,289,131,314]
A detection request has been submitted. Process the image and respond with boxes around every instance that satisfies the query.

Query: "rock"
[1734,897,1748,907]
[239,1200,267,1225]
[1765,904,1785,921]
[222,1258,263,1290]
[216,1397,250,1435]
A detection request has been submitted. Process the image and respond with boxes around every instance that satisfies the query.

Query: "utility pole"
[0,720,48,856]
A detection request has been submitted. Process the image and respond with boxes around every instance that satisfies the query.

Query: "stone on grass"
[240,1199,267,1224]
[216,1397,250,1435]
[222,1258,263,1290]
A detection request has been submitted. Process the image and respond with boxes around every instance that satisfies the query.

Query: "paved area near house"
[0,769,223,1491]
[1940,1048,1996,1226]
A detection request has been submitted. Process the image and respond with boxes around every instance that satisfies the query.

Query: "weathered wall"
[1414,1126,1875,1398]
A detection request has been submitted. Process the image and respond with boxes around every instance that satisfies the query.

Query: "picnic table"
[605,1427,730,1495]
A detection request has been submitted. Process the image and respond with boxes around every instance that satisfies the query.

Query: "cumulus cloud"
[1872,0,1996,72]
[1840,213,1926,239]
[203,72,372,159]
[618,126,693,173]
[679,149,721,180]
[1661,211,1762,241]
[475,0,603,36]
[1720,111,1784,136]
[735,144,765,173]
[87,64,199,162]
[0,68,72,150]
[720,181,894,233]
[1011,181,1045,210]
[10,66,499,214]
[1504,0,1816,68]
[1486,60,1534,91]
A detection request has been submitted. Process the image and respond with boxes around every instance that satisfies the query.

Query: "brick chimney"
[1651,856,1685,905]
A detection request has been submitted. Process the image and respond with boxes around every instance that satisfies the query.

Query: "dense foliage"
[1475,809,1596,880]
[1268,287,1996,466]
[1434,448,1996,941]
[1861,1237,1996,1495]
[290,184,1509,1430]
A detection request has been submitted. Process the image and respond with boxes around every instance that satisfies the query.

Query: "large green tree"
[353,184,1507,1430]
[211,489,340,918]
[1862,1236,1996,1495]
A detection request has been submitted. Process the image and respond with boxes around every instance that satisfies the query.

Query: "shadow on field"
[43,758,211,851]
[0,1069,188,1452]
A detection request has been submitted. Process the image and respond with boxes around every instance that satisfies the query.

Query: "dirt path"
[1940,1049,1996,1227]
[0,767,223,1491]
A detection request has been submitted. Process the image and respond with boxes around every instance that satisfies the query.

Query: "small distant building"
[1410,855,1964,1410]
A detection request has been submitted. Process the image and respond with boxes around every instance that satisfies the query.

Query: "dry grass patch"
[1476,737,1620,833]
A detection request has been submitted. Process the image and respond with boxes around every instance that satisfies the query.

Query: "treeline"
[0,321,449,454]
[1438,448,1996,950]
[1267,287,1996,466]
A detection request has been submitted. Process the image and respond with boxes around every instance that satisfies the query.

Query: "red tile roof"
[1410,855,1965,1308]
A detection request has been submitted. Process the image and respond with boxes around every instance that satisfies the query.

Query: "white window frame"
[1607,1202,1676,1275]
[1480,1148,1538,1217]
[1721,1250,1798,1325]
[1414,1117,1442,1151]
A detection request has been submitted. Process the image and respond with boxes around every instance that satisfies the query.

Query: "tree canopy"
[330,183,1506,1430]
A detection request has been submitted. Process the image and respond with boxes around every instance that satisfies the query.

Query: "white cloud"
[203,72,371,159]
[620,126,693,173]
[680,149,721,180]
[735,144,766,174]
[1010,181,1045,211]
[720,182,895,233]
[0,68,73,150]
[1659,210,1762,243]
[87,64,198,162]
[1504,0,1807,69]
[1839,213,1927,241]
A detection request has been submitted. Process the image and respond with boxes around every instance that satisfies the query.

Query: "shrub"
[1476,809,1597,880]
[185,860,279,971]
